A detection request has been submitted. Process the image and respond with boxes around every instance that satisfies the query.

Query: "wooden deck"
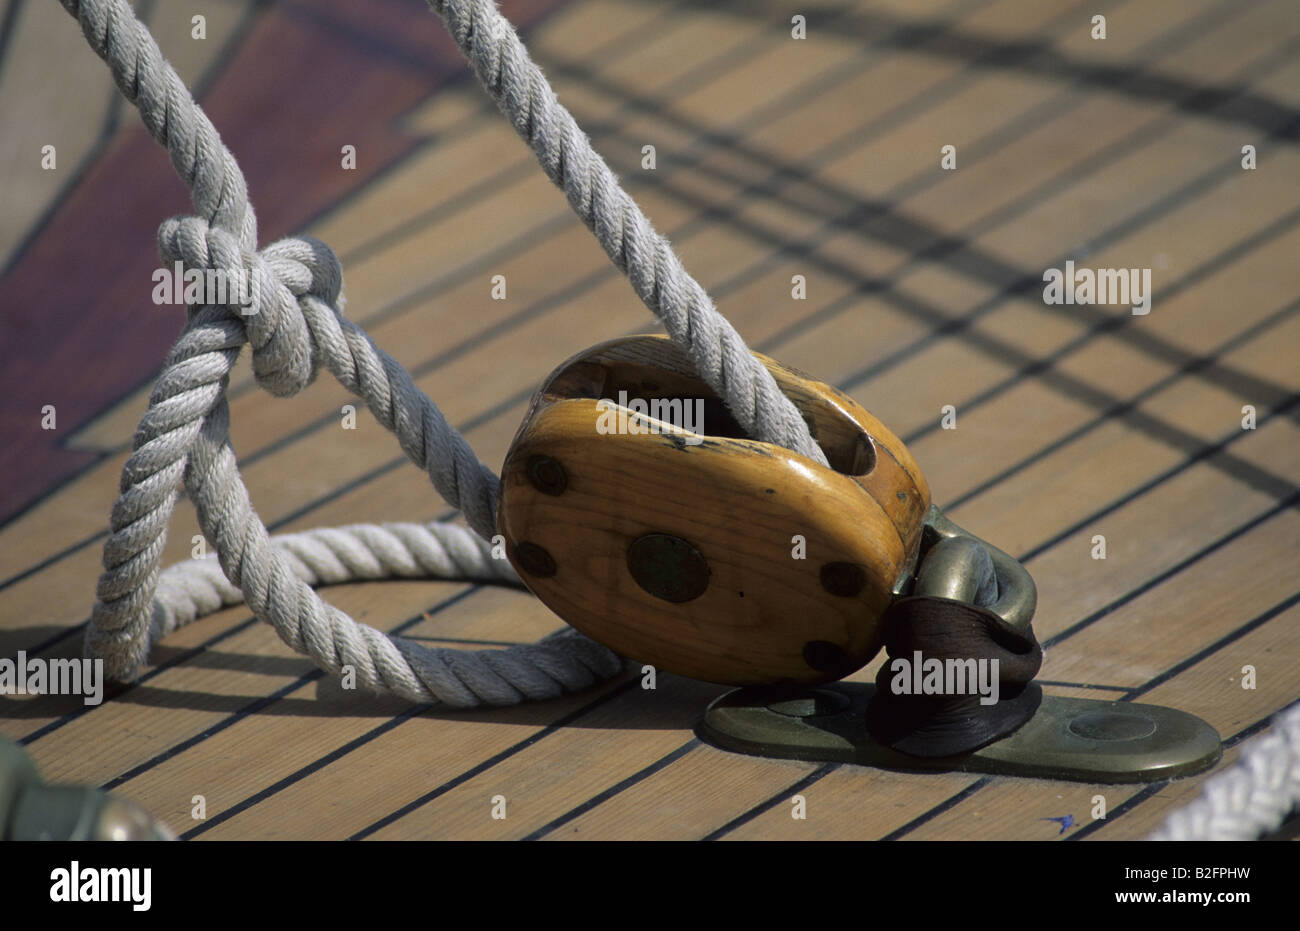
[2,0,1298,841]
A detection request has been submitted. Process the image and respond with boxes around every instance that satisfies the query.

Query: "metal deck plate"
[698,683,1223,784]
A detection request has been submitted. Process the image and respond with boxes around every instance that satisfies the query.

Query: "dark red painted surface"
[0,0,566,526]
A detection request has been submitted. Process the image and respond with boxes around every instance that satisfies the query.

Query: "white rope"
[143,520,617,707]
[59,0,1297,843]
[146,521,520,645]
[1149,701,1300,841]
[424,0,827,465]
[63,0,824,708]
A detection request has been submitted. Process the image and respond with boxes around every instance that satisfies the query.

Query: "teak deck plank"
[2,0,1297,842]
[0,0,252,268]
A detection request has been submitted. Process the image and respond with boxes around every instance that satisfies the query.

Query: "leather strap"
[865,595,1043,758]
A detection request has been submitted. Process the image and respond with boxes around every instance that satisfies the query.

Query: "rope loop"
[61,0,614,705]
[56,0,1299,839]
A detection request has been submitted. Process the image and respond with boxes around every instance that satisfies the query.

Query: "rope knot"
[157,216,344,397]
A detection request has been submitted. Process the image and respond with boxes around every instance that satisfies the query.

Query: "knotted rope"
[63,0,1293,839]
[65,0,824,708]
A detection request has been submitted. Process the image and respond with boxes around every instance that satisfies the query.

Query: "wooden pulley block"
[498,335,931,686]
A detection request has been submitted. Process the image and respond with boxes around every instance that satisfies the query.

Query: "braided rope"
[1149,701,1300,841]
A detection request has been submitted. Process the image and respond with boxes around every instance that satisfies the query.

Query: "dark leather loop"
[866,595,1043,758]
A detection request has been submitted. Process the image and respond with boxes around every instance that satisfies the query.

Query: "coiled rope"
[63,0,1295,838]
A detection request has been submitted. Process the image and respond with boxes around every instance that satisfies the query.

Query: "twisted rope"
[59,0,1294,841]
[66,0,623,705]
[425,0,826,466]
[1149,701,1300,841]
[67,0,828,708]
[144,521,616,707]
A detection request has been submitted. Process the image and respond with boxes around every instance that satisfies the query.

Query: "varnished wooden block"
[498,335,931,685]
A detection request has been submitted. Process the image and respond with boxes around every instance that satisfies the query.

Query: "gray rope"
[66,0,824,707]
[143,521,617,707]
[424,0,827,466]
[66,0,620,705]
[59,0,1293,842]
[148,521,523,643]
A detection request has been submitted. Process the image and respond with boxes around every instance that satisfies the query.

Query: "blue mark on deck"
[1042,814,1075,835]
